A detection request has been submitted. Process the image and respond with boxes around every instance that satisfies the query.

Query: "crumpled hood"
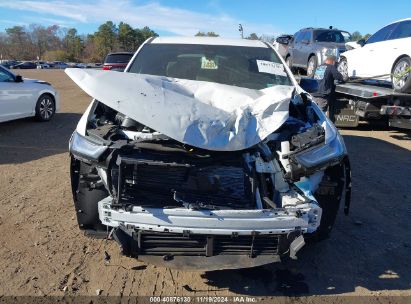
[65,68,294,151]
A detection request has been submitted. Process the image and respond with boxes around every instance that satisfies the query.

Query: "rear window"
[128,43,291,90]
[105,54,133,64]
[314,30,351,43]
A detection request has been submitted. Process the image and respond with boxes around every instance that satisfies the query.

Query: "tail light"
[103,65,111,70]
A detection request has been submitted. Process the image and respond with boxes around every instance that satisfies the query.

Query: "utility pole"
[238,24,244,39]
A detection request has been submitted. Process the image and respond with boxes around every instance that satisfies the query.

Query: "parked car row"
[0,60,103,70]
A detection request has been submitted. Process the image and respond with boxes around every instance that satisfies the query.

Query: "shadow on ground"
[389,129,411,141]
[0,113,81,164]
[197,134,411,296]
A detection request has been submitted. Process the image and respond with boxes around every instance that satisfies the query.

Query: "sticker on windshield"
[256,60,287,76]
[201,57,218,69]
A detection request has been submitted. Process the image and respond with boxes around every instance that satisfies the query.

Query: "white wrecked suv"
[67,37,351,270]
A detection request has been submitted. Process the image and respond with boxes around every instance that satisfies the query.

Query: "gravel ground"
[0,70,410,301]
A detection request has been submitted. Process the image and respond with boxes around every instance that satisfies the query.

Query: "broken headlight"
[294,131,346,168]
[299,114,345,164]
[69,131,108,162]
[286,117,346,180]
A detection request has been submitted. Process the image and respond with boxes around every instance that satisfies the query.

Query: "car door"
[292,31,306,67]
[0,67,35,122]
[383,20,411,75]
[299,31,313,68]
[287,32,298,64]
[349,23,397,77]
[365,22,403,79]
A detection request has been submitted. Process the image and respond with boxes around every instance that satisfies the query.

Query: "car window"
[128,43,292,90]
[304,31,312,42]
[105,54,133,64]
[0,67,14,82]
[366,23,397,44]
[389,20,411,40]
[294,32,304,44]
[314,30,349,43]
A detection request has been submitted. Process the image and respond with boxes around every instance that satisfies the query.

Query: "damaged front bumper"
[98,196,319,269]
[99,198,321,235]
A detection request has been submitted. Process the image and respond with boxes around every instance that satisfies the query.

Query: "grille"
[137,232,280,257]
[139,233,206,256]
[113,154,253,209]
[214,235,279,255]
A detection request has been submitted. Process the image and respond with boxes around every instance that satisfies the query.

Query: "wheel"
[338,57,349,81]
[35,94,55,121]
[392,56,411,93]
[307,163,346,241]
[307,56,318,78]
[70,157,108,237]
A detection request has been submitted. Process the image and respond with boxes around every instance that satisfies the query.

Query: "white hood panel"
[66,68,294,151]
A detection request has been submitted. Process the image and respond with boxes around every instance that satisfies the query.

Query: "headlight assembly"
[69,131,108,162]
[293,132,346,168]
[284,106,347,180]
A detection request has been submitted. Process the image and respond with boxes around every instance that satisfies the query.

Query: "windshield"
[314,30,351,43]
[128,43,291,90]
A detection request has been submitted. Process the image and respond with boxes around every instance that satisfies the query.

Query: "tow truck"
[299,78,411,129]
[334,81,411,129]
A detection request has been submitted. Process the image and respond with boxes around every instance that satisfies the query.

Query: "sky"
[0,0,410,38]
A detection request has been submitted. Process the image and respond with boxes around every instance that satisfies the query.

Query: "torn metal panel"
[65,68,294,151]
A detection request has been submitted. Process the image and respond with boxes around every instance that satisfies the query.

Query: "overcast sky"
[0,0,410,37]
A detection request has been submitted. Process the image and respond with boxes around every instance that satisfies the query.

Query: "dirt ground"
[0,70,410,301]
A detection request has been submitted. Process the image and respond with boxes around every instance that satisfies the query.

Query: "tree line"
[0,21,371,63]
[0,21,157,63]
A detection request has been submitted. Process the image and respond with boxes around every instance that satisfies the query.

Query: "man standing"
[312,50,344,122]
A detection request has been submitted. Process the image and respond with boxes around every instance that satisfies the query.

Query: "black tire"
[71,157,108,236]
[35,94,55,121]
[392,56,411,93]
[338,57,349,81]
[309,163,346,241]
[307,55,317,78]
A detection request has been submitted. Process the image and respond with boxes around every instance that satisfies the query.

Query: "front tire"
[307,56,318,77]
[392,56,411,93]
[310,163,346,241]
[71,157,108,237]
[35,94,55,121]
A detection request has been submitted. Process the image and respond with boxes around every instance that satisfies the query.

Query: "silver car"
[286,27,351,77]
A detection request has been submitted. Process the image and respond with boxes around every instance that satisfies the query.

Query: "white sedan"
[0,65,59,123]
[339,18,411,93]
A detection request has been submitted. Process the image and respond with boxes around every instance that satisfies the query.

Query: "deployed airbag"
[66,69,294,151]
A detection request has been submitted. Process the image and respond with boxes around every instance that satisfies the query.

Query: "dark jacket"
[312,64,344,98]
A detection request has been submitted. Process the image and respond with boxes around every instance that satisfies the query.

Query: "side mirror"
[357,39,366,47]
[15,75,23,82]
[299,77,318,93]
